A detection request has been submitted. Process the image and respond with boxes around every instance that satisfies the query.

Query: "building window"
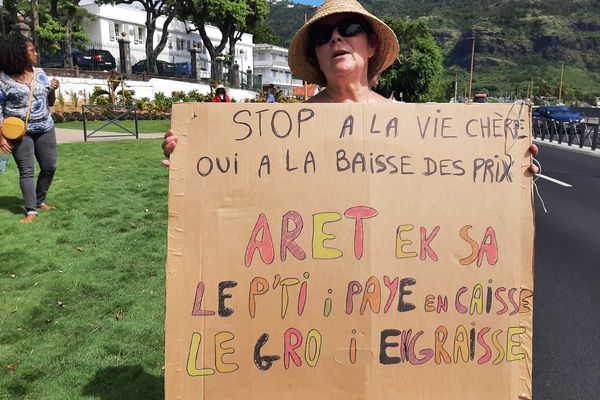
[109,21,123,41]
[187,40,191,50]
[134,26,144,45]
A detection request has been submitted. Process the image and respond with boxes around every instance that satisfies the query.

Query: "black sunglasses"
[309,17,372,46]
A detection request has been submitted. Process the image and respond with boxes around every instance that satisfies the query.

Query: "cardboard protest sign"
[165,103,534,400]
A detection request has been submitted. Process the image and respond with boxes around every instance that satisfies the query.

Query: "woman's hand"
[161,129,178,167]
[50,79,60,91]
[0,132,13,153]
[528,144,539,174]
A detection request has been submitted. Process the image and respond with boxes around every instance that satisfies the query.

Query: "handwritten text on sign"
[166,103,534,400]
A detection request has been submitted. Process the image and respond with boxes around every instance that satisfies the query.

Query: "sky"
[292,0,325,6]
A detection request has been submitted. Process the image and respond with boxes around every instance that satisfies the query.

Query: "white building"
[79,0,254,74]
[253,44,293,95]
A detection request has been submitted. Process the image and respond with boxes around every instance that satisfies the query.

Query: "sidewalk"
[533,137,600,158]
[55,128,163,144]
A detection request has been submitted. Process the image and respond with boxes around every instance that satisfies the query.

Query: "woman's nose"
[329,28,343,44]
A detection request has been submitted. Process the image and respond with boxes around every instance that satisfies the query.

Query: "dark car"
[39,52,67,68]
[174,62,192,78]
[40,49,115,70]
[132,60,177,76]
[533,105,584,123]
[72,49,116,71]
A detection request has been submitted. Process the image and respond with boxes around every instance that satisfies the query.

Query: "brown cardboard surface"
[165,103,534,400]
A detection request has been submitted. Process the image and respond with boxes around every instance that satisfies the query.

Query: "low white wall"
[48,75,259,102]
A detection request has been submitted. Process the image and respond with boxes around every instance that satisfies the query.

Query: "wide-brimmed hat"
[288,0,400,85]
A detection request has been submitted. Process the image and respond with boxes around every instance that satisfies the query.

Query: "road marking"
[536,174,573,187]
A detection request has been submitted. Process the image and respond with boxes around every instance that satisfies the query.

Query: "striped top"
[0,68,54,133]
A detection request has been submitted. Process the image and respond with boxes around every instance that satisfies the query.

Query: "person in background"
[0,33,60,223]
[212,85,231,103]
[266,84,277,103]
[162,0,537,168]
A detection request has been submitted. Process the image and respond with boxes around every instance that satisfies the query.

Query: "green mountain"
[266,0,600,100]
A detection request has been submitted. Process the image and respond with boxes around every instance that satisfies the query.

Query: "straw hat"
[288,0,400,85]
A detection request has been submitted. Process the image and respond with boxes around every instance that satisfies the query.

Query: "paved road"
[533,141,600,400]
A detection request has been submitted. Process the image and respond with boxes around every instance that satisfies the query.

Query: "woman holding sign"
[0,34,60,223]
[162,0,538,167]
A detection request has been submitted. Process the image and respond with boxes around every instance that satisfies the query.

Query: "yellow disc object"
[1,117,26,140]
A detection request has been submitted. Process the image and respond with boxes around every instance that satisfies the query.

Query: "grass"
[0,139,168,399]
[54,120,171,134]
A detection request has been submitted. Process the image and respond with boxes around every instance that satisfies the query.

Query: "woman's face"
[312,14,376,84]
[26,41,38,66]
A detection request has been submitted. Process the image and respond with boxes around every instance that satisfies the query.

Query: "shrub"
[67,89,79,108]
[57,90,65,110]
[90,86,111,106]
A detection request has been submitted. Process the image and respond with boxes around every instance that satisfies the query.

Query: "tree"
[1,0,90,64]
[175,0,226,66]
[95,0,176,74]
[251,22,281,46]
[226,0,268,57]
[63,0,82,68]
[175,0,268,71]
[374,18,444,102]
[31,0,40,49]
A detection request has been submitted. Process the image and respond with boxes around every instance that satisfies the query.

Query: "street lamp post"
[240,49,244,90]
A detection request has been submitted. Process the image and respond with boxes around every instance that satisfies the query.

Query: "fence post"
[246,68,253,90]
[540,119,547,141]
[213,54,224,81]
[189,47,201,82]
[592,125,599,151]
[557,122,565,144]
[549,120,557,142]
[567,123,576,146]
[256,74,263,91]
[577,123,586,148]
[229,63,240,88]
[118,33,132,74]
[15,15,31,38]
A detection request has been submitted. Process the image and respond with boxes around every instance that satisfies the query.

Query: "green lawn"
[54,120,171,134]
[0,139,168,399]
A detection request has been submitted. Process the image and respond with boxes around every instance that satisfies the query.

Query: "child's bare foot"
[39,204,56,211]
[20,214,37,223]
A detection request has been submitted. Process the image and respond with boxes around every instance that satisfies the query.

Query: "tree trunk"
[31,0,40,51]
[145,13,157,73]
[144,5,174,74]
[50,0,59,19]
[64,6,76,69]
[194,21,227,77]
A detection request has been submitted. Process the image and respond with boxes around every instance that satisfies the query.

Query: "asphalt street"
[532,142,600,399]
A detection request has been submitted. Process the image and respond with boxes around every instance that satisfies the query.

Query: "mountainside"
[266,0,600,99]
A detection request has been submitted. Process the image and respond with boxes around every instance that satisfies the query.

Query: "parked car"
[174,62,192,78]
[40,49,116,71]
[132,59,178,76]
[473,92,488,103]
[73,49,116,71]
[39,52,67,68]
[533,105,585,123]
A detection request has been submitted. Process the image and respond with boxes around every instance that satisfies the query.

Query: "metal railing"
[82,105,139,142]
[532,117,599,151]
